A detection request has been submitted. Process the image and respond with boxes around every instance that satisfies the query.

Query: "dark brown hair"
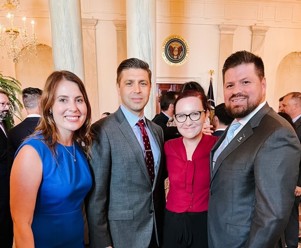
[116,58,152,85]
[222,51,265,83]
[174,90,209,114]
[35,70,92,155]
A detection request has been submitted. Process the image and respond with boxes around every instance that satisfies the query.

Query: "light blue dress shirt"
[120,105,160,174]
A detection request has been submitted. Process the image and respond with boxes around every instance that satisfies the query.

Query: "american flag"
[207,76,215,109]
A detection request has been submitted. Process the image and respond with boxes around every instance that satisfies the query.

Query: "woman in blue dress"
[10,70,93,248]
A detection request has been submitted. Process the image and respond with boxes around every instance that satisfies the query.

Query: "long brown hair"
[35,70,92,155]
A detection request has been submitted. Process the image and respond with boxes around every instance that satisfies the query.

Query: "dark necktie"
[136,119,155,184]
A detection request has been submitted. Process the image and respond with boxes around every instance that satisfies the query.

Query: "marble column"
[114,20,127,65]
[82,18,99,122]
[126,0,156,119]
[48,0,85,80]
[251,25,269,57]
[217,25,237,104]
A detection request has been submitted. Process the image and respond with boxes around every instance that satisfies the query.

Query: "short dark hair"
[174,90,208,113]
[22,87,42,109]
[160,91,178,111]
[116,58,152,84]
[214,103,234,125]
[180,81,205,95]
[222,51,265,83]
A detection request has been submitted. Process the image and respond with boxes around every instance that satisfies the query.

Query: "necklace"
[62,143,76,162]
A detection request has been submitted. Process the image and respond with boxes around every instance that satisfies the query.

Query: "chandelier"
[0,0,37,63]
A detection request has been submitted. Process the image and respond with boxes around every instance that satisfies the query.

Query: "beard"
[0,111,9,122]
[225,93,259,119]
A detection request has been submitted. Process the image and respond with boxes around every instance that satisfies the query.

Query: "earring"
[49,109,52,115]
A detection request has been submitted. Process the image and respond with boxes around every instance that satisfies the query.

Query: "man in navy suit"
[0,89,13,247]
[8,87,42,164]
[212,103,233,137]
[282,91,301,248]
[153,91,180,141]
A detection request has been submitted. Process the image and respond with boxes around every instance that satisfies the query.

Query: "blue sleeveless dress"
[17,136,92,248]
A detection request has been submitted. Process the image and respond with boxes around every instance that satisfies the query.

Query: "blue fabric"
[18,136,92,248]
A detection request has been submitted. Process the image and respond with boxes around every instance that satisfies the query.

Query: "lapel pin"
[237,134,245,142]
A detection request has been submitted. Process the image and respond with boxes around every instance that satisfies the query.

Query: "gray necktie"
[213,121,241,169]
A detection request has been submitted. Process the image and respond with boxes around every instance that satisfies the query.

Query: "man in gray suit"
[87,58,166,248]
[208,51,301,248]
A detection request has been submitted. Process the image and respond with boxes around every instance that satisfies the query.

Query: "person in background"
[212,103,234,137]
[281,91,301,248]
[163,90,217,248]
[278,112,294,127]
[208,50,301,248]
[0,89,13,248]
[8,87,42,166]
[180,81,205,95]
[87,58,166,248]
[101,111,110,118]
[153,91,181,141]
[10,70,93,247]
[279,96,284,113]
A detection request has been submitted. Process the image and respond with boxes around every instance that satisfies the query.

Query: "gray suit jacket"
[87,108,166,248]
[208,103,301,248]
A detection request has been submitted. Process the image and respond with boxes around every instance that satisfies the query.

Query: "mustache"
[229,93,248,101]
[0,110,9,116]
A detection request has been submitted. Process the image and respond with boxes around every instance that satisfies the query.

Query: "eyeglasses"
[174,110,205,123]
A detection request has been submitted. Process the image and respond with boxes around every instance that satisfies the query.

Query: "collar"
[235,101,266,127]
[27,114,41,118]
[162,111,172,119]
[120,105,145,127]
[293,114,301,123]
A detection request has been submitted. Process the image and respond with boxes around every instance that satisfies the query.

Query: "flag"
[207,77,215,109]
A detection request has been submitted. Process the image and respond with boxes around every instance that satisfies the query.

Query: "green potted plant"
[0,73,23,129]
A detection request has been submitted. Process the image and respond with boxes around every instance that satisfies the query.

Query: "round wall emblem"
[162,35,189,65]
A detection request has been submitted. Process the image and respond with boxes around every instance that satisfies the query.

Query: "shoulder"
[18,135,48,155]
[203,134,219,145]
[164,137,182,149]
[8,121,25,135]
[152,113,168,125]
[262,109,295,132]
[92,111,119,134]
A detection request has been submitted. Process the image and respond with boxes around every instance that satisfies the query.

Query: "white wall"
[0,0,300,121]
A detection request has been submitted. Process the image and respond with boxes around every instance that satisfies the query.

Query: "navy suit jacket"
[152,112,180,141]
[0,122,13,247]
[7,116,40,167]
